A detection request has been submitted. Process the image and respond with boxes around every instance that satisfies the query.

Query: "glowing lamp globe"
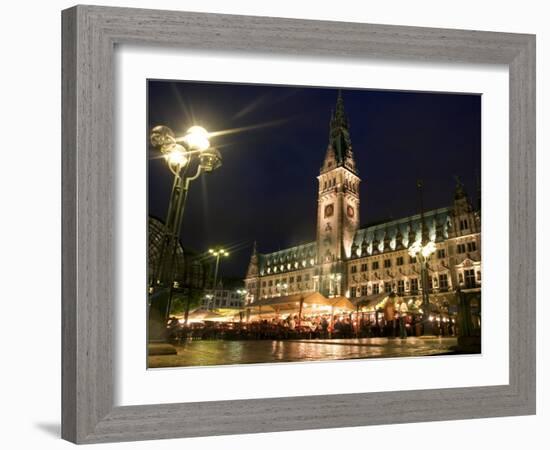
[163,143,189,169]
[150,125,176,149]
[183,125,210,151]
[199,147,222,173]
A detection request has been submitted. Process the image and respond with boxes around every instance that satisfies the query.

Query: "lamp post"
[208,247,229,309]
[209,247,229,289]
[236,289,248,312]
[236,289,248,299]
[148,125,222,340]
[408,240,436,336]
[204,294,214,311]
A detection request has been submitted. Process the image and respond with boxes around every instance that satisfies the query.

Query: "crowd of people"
[166,306,457,343]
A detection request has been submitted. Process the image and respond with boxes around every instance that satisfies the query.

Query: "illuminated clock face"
[347,205,355,218]
[324,204,334,218]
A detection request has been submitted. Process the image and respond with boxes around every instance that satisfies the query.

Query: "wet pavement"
[148,337,463,368]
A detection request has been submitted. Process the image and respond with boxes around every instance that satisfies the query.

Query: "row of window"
[209,291,244,299]
[322,177,358,191]
[456,241,478,254]
[265,258,315,274]
[211,299,243,308]
[261,274,311,288]
[349,273,450,297]
[349,249,448,274]
[323,178,337,190]
[262,284,312,296]
[348,241,476,275]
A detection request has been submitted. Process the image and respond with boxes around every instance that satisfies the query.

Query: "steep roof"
[257,241,317,276]
[351,207,453,258]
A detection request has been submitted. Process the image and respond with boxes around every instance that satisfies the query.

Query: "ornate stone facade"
[244,93,481,307]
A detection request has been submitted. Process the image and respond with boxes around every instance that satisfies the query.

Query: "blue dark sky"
[148,80,481,279]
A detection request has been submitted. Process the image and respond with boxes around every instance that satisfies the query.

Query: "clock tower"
[316,91,361,296]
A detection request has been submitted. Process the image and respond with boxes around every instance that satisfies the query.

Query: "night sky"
[147,81,481,279]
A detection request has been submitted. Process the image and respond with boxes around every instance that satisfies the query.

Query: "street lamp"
[236,289,248,308]
[408,240,436,335]
[204,293,214,311]
[148,124,222,340]
[209,247,229,296]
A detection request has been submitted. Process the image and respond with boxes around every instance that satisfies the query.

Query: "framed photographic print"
[146,81,482,369]
[62,5,536,444]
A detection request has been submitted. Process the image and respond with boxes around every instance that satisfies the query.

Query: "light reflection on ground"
[148,337,465,368]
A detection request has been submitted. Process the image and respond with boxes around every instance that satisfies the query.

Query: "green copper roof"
[351,207,453,258]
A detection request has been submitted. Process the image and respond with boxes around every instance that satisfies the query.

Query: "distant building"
[244,92,481,310]
[202,278,247,309]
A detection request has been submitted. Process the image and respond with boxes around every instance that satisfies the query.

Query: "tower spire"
[321,90,357,174]
[330,89,349,139]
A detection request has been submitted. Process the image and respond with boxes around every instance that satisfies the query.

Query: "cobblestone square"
[148,337,464,368]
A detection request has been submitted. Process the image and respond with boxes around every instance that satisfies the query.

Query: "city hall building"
[244,92,481,310]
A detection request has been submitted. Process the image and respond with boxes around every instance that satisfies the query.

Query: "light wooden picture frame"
[61,5,536,444]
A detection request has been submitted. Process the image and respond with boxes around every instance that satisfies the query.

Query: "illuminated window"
[397,280,405,295]
[410,278,419,293]
[465,269,476,288]
[438,273,448,289]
